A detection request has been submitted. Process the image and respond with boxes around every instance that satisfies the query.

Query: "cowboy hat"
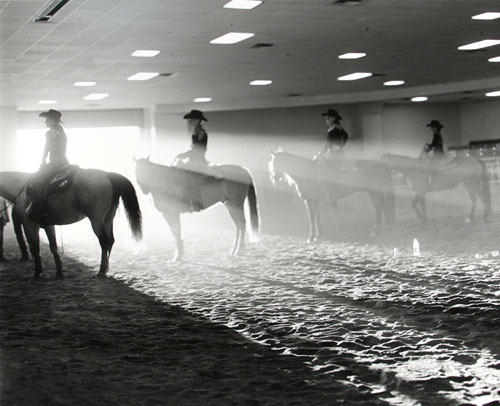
[39,109,62,122]
[426,120,443,129]
[183,109,207,121]
[321,108,342,121]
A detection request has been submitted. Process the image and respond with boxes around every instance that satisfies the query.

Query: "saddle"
[45,165,80,195]
[25,165,79,224]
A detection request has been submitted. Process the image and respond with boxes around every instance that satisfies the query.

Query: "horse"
[134,158,259,261]
[268,150,395,242]
[0,169,142,278]
[1,198,37,262]
[381,153,491,223]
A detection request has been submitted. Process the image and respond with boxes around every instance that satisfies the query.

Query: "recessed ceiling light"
[223,0,262,10]
[131,50,160,57]
[73,81,96,87]
[411,96,428,102]
[338,52,366,59]
[472,12,500,20]
[337,72,372,81]
[83,93,109,100]
[250,80,272,85]
[127,72,159,81]
[486,90,500,97]
[210,32,255,44]
[38,100,57,105]
[488,56,500,62]
[194,97,212,102]
[384,80,405,86]
[458,39,500,50]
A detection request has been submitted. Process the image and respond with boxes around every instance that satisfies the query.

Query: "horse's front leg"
[163,212,183,262]
[305,199,319,243]
[24,221,43,278]
[464,184,478,223]
[412,194,427,224]
[44,226,63,278]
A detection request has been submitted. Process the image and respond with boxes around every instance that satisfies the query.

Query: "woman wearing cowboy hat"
[25,109,70,222]
[173,109,209,167]
[424,119,445,158]
[315,108,348,160]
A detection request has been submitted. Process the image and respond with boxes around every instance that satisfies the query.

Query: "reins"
[0,174,37,215]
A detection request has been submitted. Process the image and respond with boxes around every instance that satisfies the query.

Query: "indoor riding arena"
[1,1,500,405]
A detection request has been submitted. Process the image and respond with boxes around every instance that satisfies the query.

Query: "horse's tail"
[108,173,143,240]
[479,161,492,219]
[246,177,260,240]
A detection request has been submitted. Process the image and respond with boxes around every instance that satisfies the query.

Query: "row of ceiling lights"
[39,0,267,106]
[411,11,500,102]
[39,4,500,106]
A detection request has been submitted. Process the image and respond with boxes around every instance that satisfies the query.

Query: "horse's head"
[134,156,152,194]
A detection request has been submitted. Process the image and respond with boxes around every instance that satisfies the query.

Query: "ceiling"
[1,0,500,112]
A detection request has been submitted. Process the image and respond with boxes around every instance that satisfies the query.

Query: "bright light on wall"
[16,126,140,177]
[411,96,428,102]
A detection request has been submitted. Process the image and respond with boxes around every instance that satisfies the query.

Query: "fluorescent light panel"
[486,90,500,97]
[337,72,372,81]
[488,56,500,62]
[384,80,405,86]
[74,81,96,87]
[411,96,428,102]
[131,50,160,57]
[194,97,212,102]
[84,93,109,100]
[127,72,159,81]
[250,80,272,85]
[224,0,262,9]
[39,100,57,105]
[458,39,500,50]
[338,52,366,59]
[472,12,500,20]
[210,32,254,44]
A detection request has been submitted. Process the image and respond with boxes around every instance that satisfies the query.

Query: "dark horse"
[268,151,395,242]
[0,170,142,278]
[135,158,259,261]
[381,153,491,223]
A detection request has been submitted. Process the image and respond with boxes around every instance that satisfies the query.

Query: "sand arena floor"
[1,183,500,405]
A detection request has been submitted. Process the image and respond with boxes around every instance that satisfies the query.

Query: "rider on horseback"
[315,108,348,161]
[422,119,445,183]
[25,109,70,223]
[172,110,212,212]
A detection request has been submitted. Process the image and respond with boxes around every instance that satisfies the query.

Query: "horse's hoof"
[20,256,30,261]
[56,272,65,279]
[33,274,42,280]
[96,272,107,279]
[0,257,7,262]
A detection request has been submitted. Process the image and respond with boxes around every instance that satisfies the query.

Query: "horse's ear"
[277,146,283,152]
[270,151,276,157]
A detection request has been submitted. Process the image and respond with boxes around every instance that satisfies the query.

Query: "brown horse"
[381,153,491,223]
[135,158,259,261]
[268,150,395,242]
[0,170,142,278]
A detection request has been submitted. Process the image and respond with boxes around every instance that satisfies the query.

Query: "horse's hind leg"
[225,202,246,256]
[90,220,111,278]
[44,226,63,278]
